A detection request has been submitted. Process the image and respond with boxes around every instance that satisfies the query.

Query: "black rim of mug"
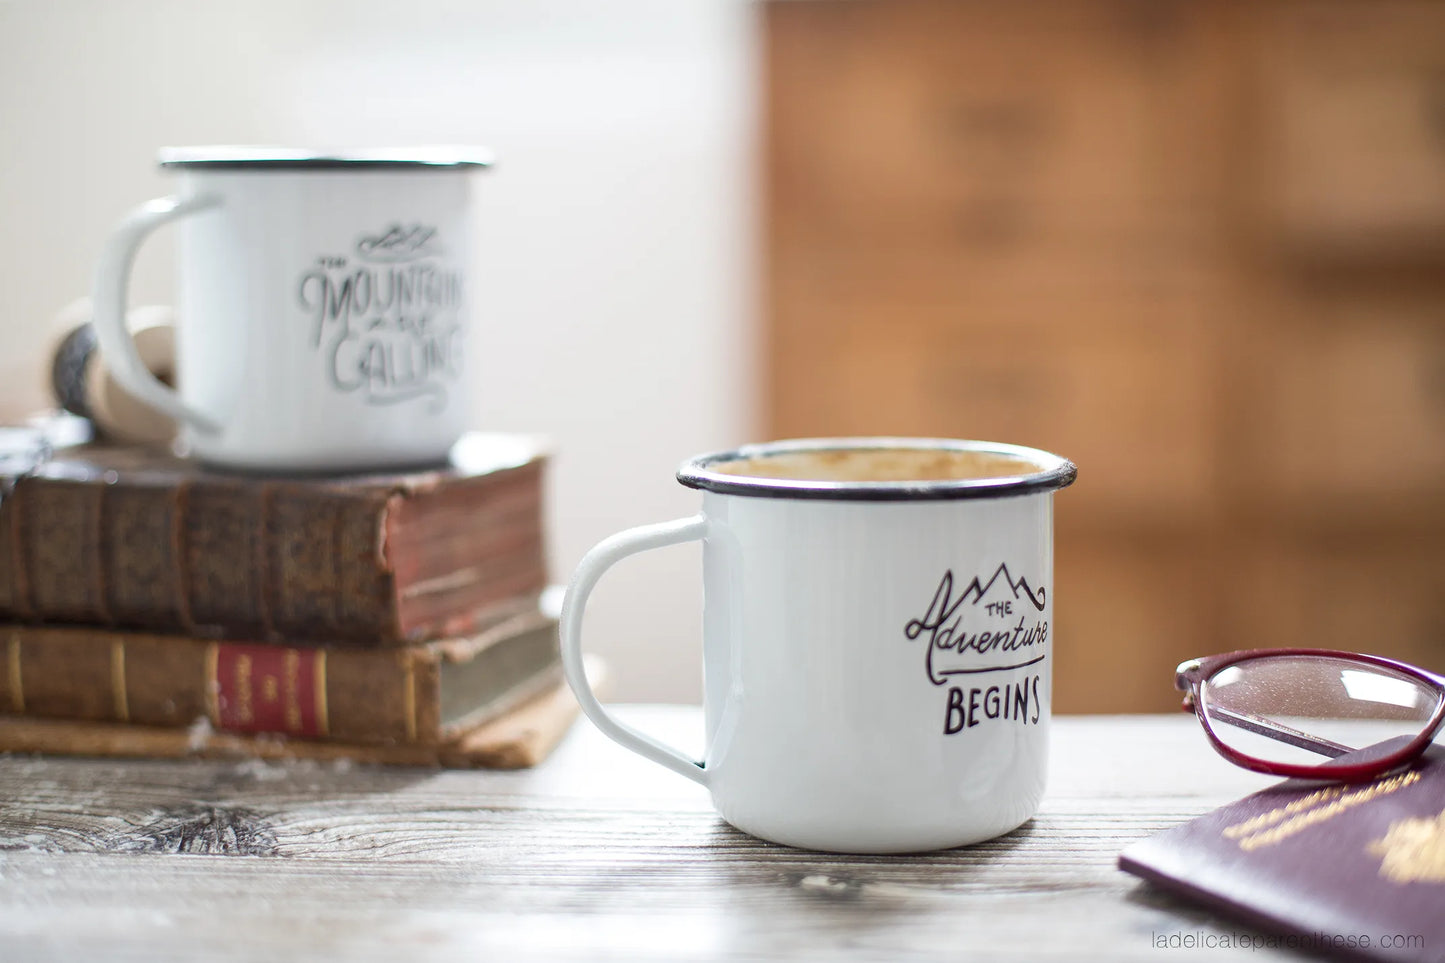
[676,437,1077,502]
[157,146,494,170]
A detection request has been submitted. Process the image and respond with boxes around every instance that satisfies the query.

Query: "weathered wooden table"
[0,709,1315,962]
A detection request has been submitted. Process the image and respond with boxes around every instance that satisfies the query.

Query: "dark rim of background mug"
[157,146,495,170]
[677,437,1077,502]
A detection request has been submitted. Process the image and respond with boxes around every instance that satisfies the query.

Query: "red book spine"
[211,643,328,738]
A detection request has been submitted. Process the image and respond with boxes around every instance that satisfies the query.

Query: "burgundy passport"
[1119,744,1445,963]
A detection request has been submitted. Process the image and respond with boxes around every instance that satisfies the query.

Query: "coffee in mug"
[710,446,1042,482]
[561,437,1077,853]
[91,146,491,472]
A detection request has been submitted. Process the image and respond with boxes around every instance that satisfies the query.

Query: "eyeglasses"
[1176,648,1445,781]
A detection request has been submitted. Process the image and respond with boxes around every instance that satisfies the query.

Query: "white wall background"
[0,0,759,703]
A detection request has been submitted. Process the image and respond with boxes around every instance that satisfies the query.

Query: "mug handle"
[560,514,710,787]
[92,194,223,433]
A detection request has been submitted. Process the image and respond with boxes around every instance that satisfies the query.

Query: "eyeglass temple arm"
[1206,704,1353,759]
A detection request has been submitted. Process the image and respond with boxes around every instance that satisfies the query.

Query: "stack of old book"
[0,431,577,768]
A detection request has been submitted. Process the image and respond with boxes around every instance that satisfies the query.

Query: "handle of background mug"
[560,514,709,787]
[91,194,223,433]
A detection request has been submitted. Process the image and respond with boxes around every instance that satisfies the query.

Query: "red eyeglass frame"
[1175,647,1445,781]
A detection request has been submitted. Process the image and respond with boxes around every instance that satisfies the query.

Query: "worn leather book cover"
[1120,744,1445,962]
[0,606,560,747]
[0,433,548,644]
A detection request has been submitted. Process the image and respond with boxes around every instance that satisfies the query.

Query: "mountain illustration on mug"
[904,564,1050,685]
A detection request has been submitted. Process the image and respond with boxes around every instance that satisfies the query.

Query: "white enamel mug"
[92,146,490,472]
[561,438,1077,853]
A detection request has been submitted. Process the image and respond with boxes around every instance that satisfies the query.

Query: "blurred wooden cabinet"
[765,0,1445,711]
[1250,2,1445,258]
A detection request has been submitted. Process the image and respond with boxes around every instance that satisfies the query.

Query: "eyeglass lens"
[1200,655,1441,769]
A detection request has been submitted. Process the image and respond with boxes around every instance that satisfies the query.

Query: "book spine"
[103,482,189,630]
[0,475,189,631]
[7,477,110,623]
[183,479,270,637]
[336,494,400,637]
[0,456,545,644]
[267,490,397,642]
[0,626,434,745]
[0,491,22,618]
[0,670,579,769]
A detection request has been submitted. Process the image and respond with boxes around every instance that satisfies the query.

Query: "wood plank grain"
[0,710,1314,962]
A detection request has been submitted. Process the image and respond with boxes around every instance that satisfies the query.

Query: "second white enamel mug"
[92,146,490,472]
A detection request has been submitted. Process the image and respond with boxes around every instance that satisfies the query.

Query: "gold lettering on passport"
[1369,807,1445,884]
[1225,771,1421,852]
[1223,785,1348,840]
